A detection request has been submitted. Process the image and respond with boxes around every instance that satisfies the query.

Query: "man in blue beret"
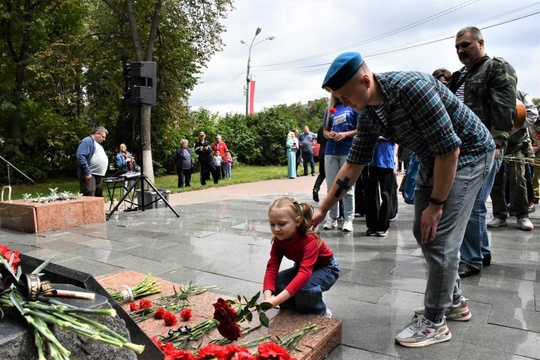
[312,52,495,348]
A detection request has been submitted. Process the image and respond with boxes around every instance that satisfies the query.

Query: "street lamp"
[241,28,275,117]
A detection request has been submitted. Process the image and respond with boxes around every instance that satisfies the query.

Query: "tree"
[100,0,233,184]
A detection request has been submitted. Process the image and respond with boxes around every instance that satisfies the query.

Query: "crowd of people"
[74,24,539,351]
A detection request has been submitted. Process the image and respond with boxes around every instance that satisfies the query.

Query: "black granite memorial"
[0,254,163,359]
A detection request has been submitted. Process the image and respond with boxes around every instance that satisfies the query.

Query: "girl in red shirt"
[263,197,340,317]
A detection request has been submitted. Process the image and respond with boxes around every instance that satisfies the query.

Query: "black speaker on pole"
[123,61,157,106]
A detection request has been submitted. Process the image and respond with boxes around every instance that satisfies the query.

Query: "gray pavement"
[2,174,540,359]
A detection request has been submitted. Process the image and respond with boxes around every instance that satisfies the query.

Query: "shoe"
[482,253,491,267]
[365,229,377,236]
[487,218,507,228]
[517,217,534,231]
[458,262,480,277]
[312,173,316,176]
[414,296,472,322]
[354,213,364,218]
[324,308,332,318]
[323,218,338,230]
[342,220,353,232]
[395,315,451,348]
[376,230,388,237]
[529,204,536,213]
[389,214,397,222]
[312,189,319,203]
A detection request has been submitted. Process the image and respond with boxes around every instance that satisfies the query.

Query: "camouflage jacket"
[448,55,517,144]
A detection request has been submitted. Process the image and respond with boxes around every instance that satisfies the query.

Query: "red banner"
[249,81,256,115]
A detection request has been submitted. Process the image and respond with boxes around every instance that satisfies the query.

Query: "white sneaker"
[487,218,507,228]
[323,218,338,230]
[517,217,533,231]
[342,220,353,232]
[324,308,332,318]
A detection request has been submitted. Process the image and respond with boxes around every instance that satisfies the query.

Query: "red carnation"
[154,307,166,319]
[163,311,178,326]
[180,308,192,321]
[196,343,226,359]
[139,299,152,309]
[223,344,253,359]
[257,342,294,360]
[0,245,21,272]
[129,302,140,311]
[329,108,337,114]
[164,349,195,360]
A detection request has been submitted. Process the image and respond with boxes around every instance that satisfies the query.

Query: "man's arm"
[420,147,460,244]
[312,162,363,228]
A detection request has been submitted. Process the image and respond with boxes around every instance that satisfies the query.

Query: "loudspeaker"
[123,61,157,106]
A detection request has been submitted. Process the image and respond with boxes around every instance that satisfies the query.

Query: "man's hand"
[84,174,92,180]
[312,208,326,229]
[420,204,443,244]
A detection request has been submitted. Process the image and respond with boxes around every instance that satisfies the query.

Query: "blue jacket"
[76,136,95,179]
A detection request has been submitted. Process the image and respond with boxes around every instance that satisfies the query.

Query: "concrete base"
[96,271,342,360]
[0,197,105,233]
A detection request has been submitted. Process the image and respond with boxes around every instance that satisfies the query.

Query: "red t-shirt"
[263,232,334,296]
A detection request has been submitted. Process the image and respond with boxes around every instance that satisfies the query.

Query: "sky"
[189,0,540,115]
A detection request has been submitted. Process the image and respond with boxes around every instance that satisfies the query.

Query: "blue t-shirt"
[325,104,359,156]
[370,139,395,169]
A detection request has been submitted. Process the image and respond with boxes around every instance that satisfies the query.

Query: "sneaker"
[517,217,533,231]
[414,296,471,321]
[312,189,319,203]
[376,230,388,237]
[487,218,507,228]
[324,308,332,318]
[395,315,451,348]
[365,229,377,236]
[342,220,353,232]
[323,218,338,230]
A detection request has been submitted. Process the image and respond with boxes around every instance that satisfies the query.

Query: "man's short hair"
[94,126,108,135]
[456,26,483,41]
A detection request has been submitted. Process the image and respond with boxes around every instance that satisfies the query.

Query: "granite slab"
[96,271,342,360]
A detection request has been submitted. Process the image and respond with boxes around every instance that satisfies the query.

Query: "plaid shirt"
[347,71,495,171]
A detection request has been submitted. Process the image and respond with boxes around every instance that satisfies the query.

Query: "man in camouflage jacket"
[446,26,518,278]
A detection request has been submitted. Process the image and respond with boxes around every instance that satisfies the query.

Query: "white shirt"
[90,140,109,176]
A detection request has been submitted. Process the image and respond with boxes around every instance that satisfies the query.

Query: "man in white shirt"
[76,126,109,197]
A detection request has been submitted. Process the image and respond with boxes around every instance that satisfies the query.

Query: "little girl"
[263,197,339,317]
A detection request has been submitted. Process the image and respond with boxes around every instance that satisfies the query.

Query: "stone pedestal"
[97,271,342,360]
[0,197,105,233]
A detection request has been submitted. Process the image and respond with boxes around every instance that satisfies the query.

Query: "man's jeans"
[275,257,340,315]
[413,150,494,322]
[302,151,316,175]
[460,150,503,269]
[325,155,355,221]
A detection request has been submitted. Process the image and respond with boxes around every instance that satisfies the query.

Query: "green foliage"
[0,0,329,182]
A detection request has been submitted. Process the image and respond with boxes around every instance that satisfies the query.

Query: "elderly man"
[76,126,109,197]
[313,52,495,347]
[446,26,518,278]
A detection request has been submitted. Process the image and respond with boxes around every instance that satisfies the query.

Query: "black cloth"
[195,140,218,185]
[313,125,328,191]
[362,166,397,232]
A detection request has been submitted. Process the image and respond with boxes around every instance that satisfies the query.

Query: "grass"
[4,165,289,202]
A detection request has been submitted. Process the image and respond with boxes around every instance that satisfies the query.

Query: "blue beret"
[322,52,363,92]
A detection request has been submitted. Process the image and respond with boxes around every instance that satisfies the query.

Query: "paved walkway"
[2,174,539,359]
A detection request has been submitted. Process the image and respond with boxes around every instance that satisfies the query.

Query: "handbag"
[403,152,419,205]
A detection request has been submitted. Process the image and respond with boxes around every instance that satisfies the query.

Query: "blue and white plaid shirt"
[347,71,495,171]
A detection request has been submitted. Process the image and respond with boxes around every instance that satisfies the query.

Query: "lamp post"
[241,28,274,117]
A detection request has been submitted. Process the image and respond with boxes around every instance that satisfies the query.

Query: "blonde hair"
[268,197,322,245]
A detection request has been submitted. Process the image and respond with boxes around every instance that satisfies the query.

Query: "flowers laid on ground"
[108,273,161,303]
[0,245,145,358]
[22,188,81,203]
[122,285,324,359]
